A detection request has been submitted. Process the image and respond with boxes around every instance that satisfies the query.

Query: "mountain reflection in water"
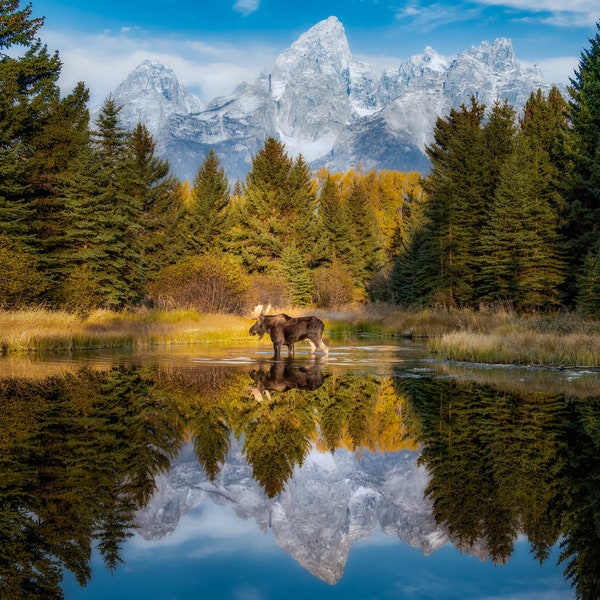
[0,344,599,599]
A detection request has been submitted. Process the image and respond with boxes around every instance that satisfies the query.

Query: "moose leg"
[287,343,295,359]
[316,338,329,355]
[273,342,282,360]
[309,335,329,355]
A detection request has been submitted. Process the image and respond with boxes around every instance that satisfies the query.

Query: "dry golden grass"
[0,308,251,354]
[431,330,600,367]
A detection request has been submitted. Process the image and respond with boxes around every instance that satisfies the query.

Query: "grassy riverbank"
[1,306,600,367]
[0,308,251,354]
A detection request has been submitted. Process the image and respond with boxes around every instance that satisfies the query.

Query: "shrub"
[60,264,102,317]
[147,253,249,314]
[312,263,355,309]
[246,273,291,310]
[0,239,48,309]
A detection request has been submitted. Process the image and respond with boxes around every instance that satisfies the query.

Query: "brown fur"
[249,313,329,359]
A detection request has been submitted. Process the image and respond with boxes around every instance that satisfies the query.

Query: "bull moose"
[249,305,329,359]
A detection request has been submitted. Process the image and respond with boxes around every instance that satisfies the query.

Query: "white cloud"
[131,502,274,552]
[474,0,600,27]
[525,55,580,84]
[45,27,277,107]
[395,0,600,29]
[233,0,260,16]
[394,1,484,29]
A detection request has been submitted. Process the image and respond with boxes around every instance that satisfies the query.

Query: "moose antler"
[249,304,263,318]
[250,386,272,403]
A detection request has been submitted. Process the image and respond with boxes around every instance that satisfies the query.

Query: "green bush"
[0,239,48,309]
[147,253,249,314]
[312,263,355,309]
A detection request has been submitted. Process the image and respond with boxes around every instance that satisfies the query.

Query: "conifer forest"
[2,0,600,316]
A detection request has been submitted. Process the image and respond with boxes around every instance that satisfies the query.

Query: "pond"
[1,338,599,599]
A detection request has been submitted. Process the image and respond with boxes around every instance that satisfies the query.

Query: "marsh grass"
[431,330,600,367]
[319,305,600,367]
[0,308,250,354]
[321,305,516,338]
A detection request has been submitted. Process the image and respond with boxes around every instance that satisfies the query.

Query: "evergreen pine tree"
[287,154,321,266]
[420,98,488,306]
[0,2,95,306]
[280,243,313,306]
[182,149,229,254]
[318,174,354,266]
[477,137,565,310]
[0,1,46,243]
[227,138,316,275]
[62,98,145,309]
[29,82,91,298]
[345,181,385,288]
[0,43,61,243]
[124,122,178,281]
[482,99,518,202]
[567,23,600,304]
[577,247,600,316]
[93,97,143,307]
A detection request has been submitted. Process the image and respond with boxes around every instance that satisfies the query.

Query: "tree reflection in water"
[0,360,599,598]
[0,367,185,599]
[399,376,600,600]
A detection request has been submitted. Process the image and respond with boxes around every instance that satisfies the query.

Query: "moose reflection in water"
[249,358,326,402]
[1,362,600,599]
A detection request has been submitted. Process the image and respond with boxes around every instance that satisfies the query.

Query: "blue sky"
[31,0,600,107]
[61,502,573,600]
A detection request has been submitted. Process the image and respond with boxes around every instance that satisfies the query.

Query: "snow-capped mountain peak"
[110,17,559,181]
[112,59,204,138]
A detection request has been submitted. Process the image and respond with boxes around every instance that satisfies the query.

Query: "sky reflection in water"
[62,503,570,600]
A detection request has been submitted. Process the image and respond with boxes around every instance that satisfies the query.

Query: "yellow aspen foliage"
[177,179,194,208]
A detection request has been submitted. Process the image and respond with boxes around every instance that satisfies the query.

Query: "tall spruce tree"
[280,242,313,306]
[62,98,145,310]
[0,2,94,306]
[0,1,46,245]
[30,82,90,298]
[520,87,571,217]
[318,174,354,266]
[482,99,518,201]
[419,98,488,306]
[124,122,178,280]
[181,149,229,254]
[476,137,565,310]
[345,180,385,288]
[567,23,600,307]
[227,138,316,273]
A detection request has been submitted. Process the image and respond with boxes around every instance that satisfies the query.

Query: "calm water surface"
[2,338,599,599]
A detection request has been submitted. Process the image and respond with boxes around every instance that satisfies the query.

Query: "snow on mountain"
[111,59,204,138]
[110,19,558,181]
[135,440,447,584]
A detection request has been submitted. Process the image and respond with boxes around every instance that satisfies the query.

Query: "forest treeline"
[2,1,600,315]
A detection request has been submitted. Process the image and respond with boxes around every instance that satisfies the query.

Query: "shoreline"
[1,306,600,367]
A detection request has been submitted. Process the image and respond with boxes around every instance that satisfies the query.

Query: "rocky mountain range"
[110,16,556,182]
